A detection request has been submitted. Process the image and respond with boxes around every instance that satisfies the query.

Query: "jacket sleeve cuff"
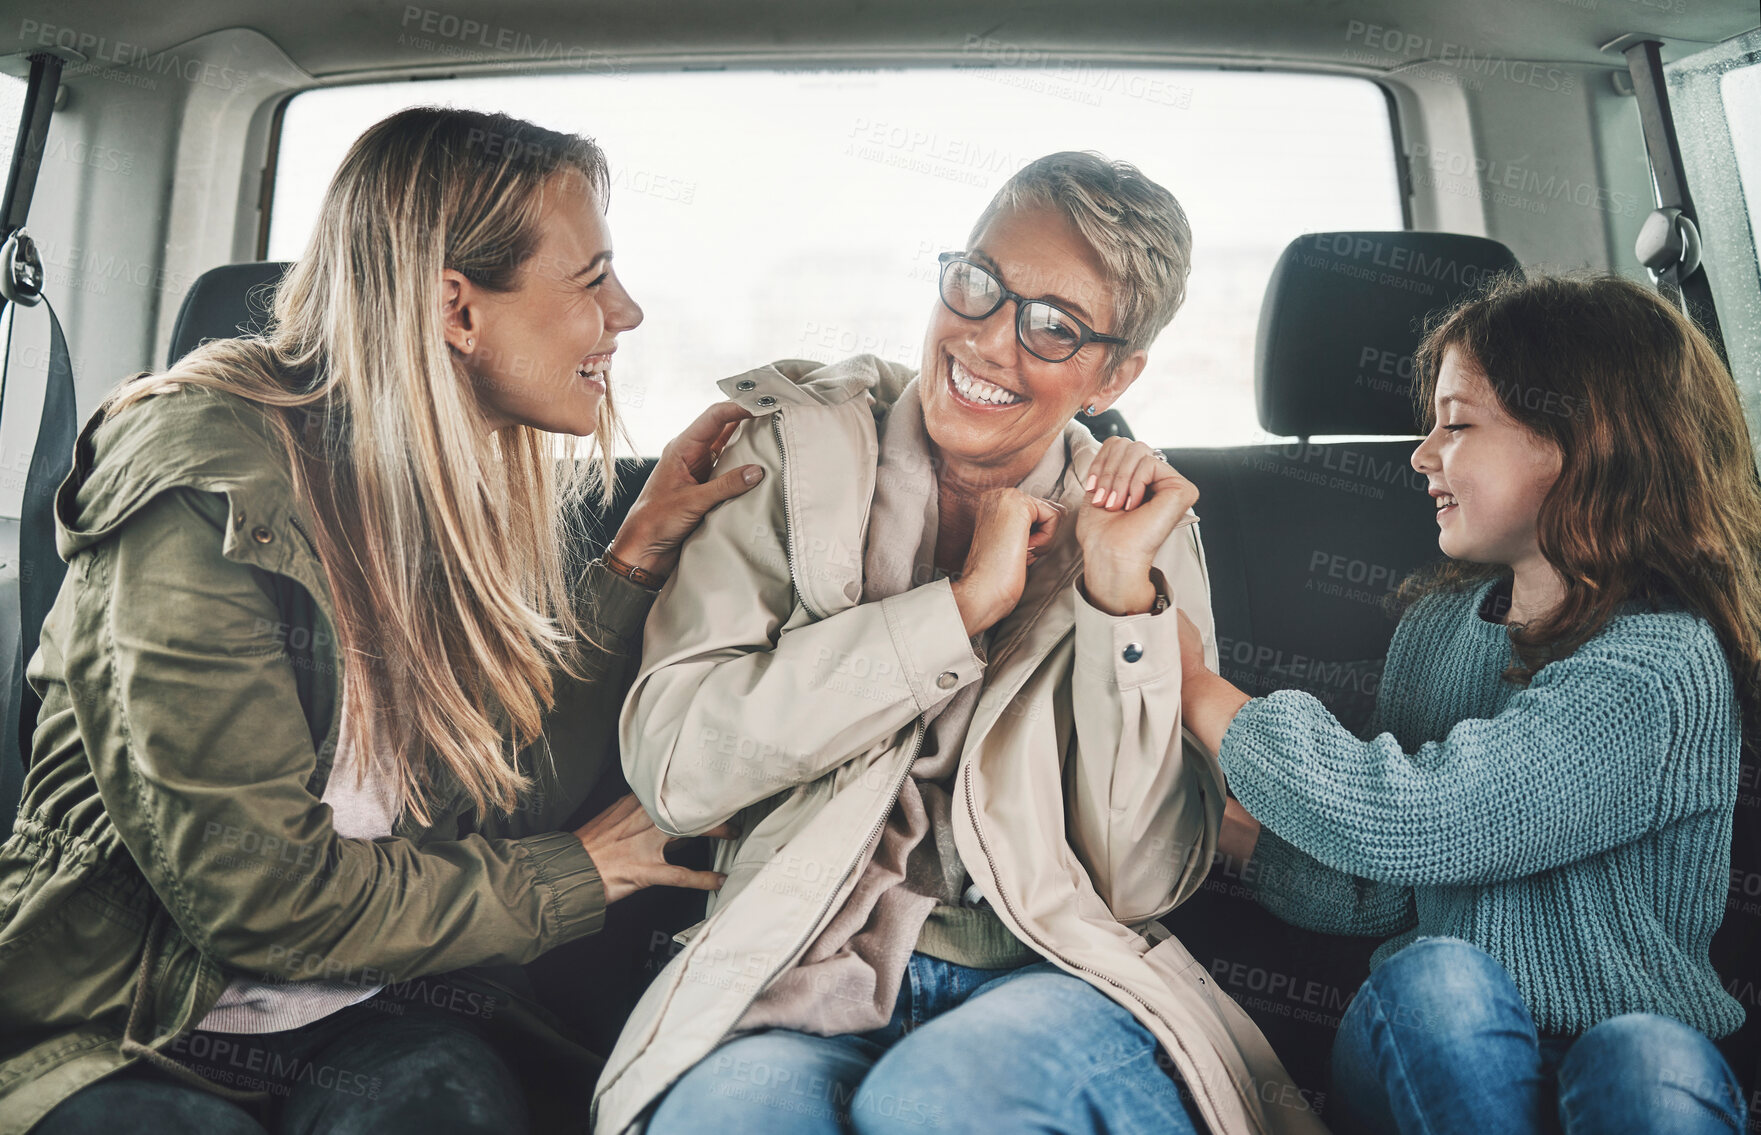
[1073,568,1179,690]
[580,557,659,653]
[520,829,608,942]
[880,578,984,713]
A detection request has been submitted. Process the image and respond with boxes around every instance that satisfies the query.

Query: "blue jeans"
[647,953,1207,1134]
[1330,937,1747,1135]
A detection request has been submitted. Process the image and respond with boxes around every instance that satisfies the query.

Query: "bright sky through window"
[272,69,1402,453]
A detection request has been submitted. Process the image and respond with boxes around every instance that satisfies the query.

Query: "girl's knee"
[1376,937,1505,987]
[1562,1014,1744,1115]
[1358,937,1525,1036]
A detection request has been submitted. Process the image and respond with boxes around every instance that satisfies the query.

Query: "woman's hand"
[609,401,765,580]
[573,793,737,904]
[1076,439,1199,615]
[950,488,1063,636]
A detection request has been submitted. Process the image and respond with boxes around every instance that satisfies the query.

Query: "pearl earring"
[465,337,474,349]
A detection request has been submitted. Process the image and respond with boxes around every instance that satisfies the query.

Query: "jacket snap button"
[935,671,958,690]
[735,379,757,391]
[251,526,274,545]
[755,395,777,408]
[844,580,860,601]
[1122,643,1144,663]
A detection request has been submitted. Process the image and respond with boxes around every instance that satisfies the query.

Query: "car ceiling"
[9,0,1758,79]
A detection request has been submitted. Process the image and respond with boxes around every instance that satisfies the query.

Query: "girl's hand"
[1220,797,1262,864]
[609,401,765,580]
[1177,609,1210,678]
[573,794,738,904]
[1076,439,1199,615]
[949,488,1063,636]
[1177,608,1253,754]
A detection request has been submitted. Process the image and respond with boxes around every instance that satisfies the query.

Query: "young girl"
[1177,273,1760,1134]
[0,107,762,1134]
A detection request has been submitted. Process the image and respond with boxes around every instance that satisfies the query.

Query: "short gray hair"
[967,151,1193,368]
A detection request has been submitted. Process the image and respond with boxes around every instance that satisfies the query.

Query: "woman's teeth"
[1435,493,1458,510]
[950,358,1022,406]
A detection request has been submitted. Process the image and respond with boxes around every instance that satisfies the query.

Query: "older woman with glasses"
[591,153,1325,1135]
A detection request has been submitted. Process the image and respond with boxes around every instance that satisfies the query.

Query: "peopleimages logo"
[397,5,630,76]
[18,20,254,92]
[1408,143,1640,218]
[1342,21,1578,94]
[1302,234,1498,290]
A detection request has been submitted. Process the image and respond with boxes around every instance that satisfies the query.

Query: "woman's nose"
[973,300,1018,362]
[610,280,643,333]
[1411,430,1439,473]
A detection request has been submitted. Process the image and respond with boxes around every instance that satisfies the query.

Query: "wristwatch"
[1147,567,1172,616]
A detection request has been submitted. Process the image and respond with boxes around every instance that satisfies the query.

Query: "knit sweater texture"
[1220,576,1745,1038]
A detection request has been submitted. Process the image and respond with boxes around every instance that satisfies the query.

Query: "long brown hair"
[1396,272,1761,731]
[101,107,620,823]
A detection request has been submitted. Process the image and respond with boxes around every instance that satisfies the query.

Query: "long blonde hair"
[104,107,620,823]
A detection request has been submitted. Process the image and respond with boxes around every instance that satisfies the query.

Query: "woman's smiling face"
[1410,347,1562,567]
[447,168,644,437]
[919,204,1146,480]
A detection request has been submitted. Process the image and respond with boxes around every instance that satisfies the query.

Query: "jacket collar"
[56,385,330,606]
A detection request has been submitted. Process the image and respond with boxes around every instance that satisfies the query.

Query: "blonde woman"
[0,107,761,1135]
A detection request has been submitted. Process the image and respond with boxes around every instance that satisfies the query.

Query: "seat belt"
[0,49,70,812]
[1616,36,1728,362]
[0,290,76,782]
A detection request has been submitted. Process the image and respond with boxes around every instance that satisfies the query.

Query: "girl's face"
[445,168,644,436]
[1410,347,1562,567]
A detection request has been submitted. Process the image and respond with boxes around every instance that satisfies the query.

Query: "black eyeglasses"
[937,252,1128,364]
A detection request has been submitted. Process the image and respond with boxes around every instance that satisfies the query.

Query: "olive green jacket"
[0,384,651,1133]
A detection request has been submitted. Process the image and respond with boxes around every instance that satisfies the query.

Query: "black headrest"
[166,261,292,368]
[1255,232,1521,437]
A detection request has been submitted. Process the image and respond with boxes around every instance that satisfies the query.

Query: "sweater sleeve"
[1219,633,1687,888]
[1234,619,1412,933]
[1249,827,1417,936]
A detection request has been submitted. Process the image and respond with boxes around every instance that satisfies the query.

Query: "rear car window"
[269,68,1403,454]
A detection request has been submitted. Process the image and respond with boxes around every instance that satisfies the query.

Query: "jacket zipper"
[770,410,825,621]
[959,765,1241,1130]
[286,514,319,560]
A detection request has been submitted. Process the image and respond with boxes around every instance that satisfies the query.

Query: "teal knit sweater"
[1220,576,1745,1038]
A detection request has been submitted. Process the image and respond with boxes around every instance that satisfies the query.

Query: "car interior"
[1,0,1757,1120]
